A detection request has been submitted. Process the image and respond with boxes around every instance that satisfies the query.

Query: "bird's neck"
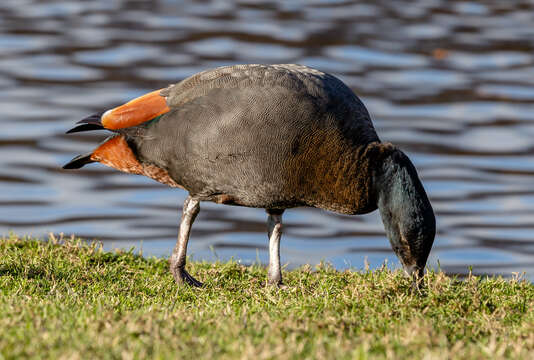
[372,145,436,277]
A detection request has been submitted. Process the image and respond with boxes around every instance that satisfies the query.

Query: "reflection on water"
[1,0,533,280]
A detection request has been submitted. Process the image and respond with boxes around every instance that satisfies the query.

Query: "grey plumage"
[128,64,380,212]
[65,64,435,287]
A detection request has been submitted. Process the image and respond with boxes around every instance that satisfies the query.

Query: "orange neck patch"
[91,136,143,174]
[101,89,170,130]
[90,135,184,188]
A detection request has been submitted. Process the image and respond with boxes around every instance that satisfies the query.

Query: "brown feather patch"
[90,135,183,188]
[101,89,170,130]
[91,136,143,174]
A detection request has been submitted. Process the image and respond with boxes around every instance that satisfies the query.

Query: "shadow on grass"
[0,264,49,280]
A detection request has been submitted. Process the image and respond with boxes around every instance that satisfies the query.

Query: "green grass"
[0,235,532,359]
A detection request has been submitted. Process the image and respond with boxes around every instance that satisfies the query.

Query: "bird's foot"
[172,266,203,287]
[267,272,284,288]
[266,281,288,290]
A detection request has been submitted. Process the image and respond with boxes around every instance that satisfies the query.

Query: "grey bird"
[64,64,436,287]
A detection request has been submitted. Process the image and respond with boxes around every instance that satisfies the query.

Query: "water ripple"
[1,0,533,280]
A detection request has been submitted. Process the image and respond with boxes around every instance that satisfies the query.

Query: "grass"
[0,235,532,360]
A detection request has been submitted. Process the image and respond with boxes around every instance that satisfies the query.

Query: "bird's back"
[128,64,381,213]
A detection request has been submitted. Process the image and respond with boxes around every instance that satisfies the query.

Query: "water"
[1,0,533,280]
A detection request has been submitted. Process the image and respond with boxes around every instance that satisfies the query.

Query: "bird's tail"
[65,113,105,134]
[62,152,95,169]
[63,88,170,170]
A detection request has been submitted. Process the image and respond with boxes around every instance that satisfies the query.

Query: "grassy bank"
[0,235,532,359]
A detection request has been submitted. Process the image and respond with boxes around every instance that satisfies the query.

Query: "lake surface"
[1,0,533,280]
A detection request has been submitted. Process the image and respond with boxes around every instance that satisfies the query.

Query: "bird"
[64,64,435,287]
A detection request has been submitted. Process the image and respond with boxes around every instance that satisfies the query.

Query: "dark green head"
[373,145,436,279]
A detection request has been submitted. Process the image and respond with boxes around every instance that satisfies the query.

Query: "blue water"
[0,0,533,280]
